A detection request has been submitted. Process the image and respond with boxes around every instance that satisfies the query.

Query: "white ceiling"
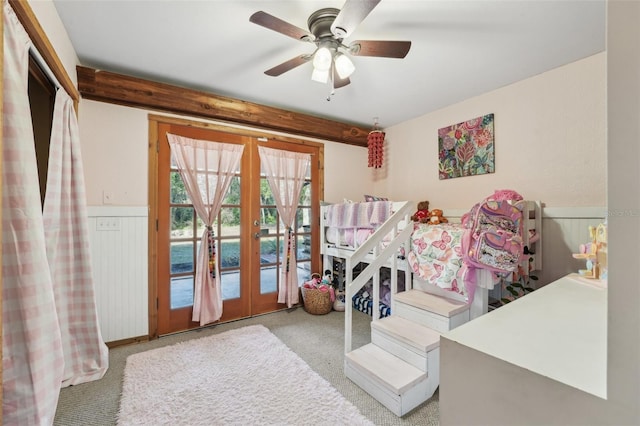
[52,0,606,129]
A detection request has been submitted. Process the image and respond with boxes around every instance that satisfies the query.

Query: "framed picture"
[438,113,495,180]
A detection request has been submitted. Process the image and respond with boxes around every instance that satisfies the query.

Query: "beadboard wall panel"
[87,206,148,343]
[540,207,606,285]
[85,205,603,342]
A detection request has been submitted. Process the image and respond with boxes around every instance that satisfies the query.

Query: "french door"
[152,120,321,336]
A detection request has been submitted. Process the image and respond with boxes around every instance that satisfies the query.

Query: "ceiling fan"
[249,0,411,90]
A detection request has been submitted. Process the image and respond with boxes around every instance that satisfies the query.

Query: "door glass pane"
[171,206,194,238]
[260,266,277,294]
[260,206,278,235]
[297,262,311,286]
[171,276,193,309]
[260,236,278,265]
[220,207,240,237]
[195,215,206,239]
[170,171,189,204]
[171,241,194,274]
[297,235,310,260]
[220,238,240,269]
[277,236,287,258]
[221,270,240,300]
[223,176,240,204]
[296,207,311,231]
[260,178,274,205]
[299,181,311,206]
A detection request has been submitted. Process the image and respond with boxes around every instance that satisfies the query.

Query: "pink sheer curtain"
[258,146,310,307]
[43,89,109,387]
[3,2,64,422]
[167,134,244,326]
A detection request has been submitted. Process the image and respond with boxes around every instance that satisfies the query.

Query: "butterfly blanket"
[407,223,467,297]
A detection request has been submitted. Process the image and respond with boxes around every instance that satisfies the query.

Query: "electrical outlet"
[96,217,120,231]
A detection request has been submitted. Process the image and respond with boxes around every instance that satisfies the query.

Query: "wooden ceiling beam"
[77,66,369,147]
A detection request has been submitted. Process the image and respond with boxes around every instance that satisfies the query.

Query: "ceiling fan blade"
[250,11,314,42]
[332,67,351,89]
[264,55,311,77]
[349,40,412,58]
[331,0,381,38]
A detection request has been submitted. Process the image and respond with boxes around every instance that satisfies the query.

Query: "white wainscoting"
[540,207,606,286]
[87,206,149,343]
[85,204,605,343]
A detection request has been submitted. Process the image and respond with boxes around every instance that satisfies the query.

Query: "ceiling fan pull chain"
[327,70,335,101]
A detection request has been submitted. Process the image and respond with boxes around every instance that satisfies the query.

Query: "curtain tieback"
[207,226,216,279]
[285,226,294,273]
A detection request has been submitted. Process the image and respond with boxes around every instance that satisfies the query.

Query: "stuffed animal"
[411,200,430,223]
[428,209,448,225]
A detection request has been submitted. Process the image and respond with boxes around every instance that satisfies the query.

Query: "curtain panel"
[258,146,310,307]
[43,89,109,387]
[2,1,108,422]
[167,133,244,326]
[3,2,65,423]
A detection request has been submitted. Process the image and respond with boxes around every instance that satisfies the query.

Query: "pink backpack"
[461,193,525,273]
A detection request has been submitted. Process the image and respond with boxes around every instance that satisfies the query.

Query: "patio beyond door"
[154,122,320,336]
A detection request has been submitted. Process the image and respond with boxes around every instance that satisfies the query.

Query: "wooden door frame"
[250,138,321,316]
[148,114,325,338]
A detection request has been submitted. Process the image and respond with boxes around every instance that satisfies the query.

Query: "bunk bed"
[321,200,413,317]
[320,197,543,414]
[320,199,542,321]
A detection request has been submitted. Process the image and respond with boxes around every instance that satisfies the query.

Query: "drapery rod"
[29,45,61,91]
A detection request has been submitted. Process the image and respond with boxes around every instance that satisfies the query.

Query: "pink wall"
[377,53,606,209]
[77,101,373,206]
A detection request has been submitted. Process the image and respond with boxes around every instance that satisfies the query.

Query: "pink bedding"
[324,201,393,249]
[407,223,467,297]
[325,227,374,247]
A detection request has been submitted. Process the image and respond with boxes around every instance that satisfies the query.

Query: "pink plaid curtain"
[43,89,109,387]
[257,146,310,307]
[3,2,107,423]
[167,134,244,326]
[3,2,65,423]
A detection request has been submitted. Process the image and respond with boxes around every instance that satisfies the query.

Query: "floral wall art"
[438,113,495,179]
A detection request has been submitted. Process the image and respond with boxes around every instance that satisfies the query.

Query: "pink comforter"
[407,223,467,296]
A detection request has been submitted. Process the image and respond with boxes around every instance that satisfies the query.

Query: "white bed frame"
[320,201,413,272]
[319,199,543,351]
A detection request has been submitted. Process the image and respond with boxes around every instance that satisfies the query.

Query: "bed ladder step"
[345,343,434,416]
[393,289,471,333]
[371,316,441,372]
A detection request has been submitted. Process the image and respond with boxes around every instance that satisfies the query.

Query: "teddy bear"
[428,208,448,225]
[411,200,430,223]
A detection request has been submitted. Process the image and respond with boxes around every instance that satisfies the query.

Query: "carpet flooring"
[117,325,373,425]
[54,308,439,425]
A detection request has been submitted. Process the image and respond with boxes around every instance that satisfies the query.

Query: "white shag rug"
[117,325,373,426]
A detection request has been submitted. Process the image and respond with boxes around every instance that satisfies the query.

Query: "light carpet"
[117,324,373,426]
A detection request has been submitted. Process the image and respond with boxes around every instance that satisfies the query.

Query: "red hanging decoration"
[367,130,385,168]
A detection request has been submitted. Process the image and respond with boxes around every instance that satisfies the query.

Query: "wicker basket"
[301,286,333,315]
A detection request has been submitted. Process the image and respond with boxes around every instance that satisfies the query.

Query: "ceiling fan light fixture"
[250,1,410,91]
[311,68,329,83]
[313,46,333,71]
[334,53,355,79]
